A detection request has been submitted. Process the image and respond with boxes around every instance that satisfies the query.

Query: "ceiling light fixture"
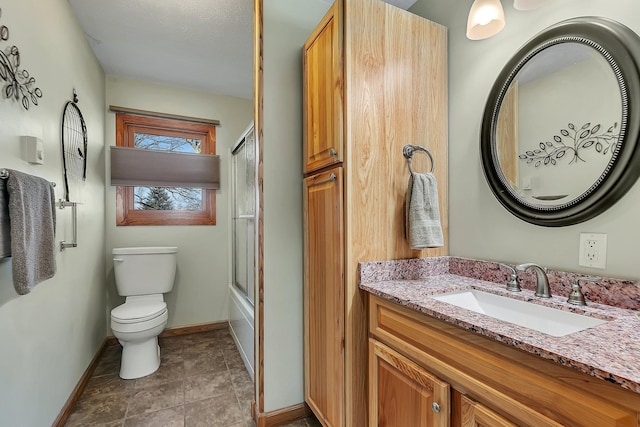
[513,0,549,11]
[466,0,506,40]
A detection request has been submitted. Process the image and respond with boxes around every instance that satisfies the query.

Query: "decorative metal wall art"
[61,90,88,201]
[0,8,42,110]
[519,121,620,167]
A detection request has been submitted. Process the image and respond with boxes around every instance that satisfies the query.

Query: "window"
[115,113,217,226]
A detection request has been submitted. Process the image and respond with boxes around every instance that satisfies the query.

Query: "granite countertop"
[359,258,640,394]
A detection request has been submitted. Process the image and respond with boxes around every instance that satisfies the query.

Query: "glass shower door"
[232,124,256,304]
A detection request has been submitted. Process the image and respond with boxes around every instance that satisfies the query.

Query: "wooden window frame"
[115,113,217,226]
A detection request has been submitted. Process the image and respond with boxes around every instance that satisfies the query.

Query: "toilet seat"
[111,300,167,324]
[111,308,168,335]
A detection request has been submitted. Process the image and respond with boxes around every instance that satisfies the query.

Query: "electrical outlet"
[578,233,607,269]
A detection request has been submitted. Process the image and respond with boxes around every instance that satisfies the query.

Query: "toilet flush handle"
[113,258,124,263]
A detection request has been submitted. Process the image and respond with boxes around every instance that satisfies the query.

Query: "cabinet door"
[302,1,343,174]
[304,168,344,426]
[370,339,450,427]
[460,394,517,427]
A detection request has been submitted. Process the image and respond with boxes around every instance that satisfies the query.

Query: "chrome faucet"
[516,263,551,298]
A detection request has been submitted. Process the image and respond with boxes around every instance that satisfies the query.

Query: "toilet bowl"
[111,295,169,379]
[111,247,177,379]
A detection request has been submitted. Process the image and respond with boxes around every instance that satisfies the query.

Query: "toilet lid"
[111,301,167,324]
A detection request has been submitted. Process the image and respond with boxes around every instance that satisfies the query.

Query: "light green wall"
[262,0,331,412]
[410,0,640,279]
[104,76,253,329]
[0,0,106,425]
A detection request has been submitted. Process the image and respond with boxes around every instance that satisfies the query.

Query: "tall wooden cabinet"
[303,169,344,427]
[303,1,343,173]
[302,0,448,425]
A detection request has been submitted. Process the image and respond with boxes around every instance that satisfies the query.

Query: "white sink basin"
[431,289,607,337]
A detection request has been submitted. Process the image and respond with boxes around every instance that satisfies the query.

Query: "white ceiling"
[68,0,417,101]
[68,0,254,99]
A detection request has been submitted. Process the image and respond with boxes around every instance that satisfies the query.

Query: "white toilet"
[110,246,178,379]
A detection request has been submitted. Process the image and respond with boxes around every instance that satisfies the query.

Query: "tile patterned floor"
[65,329,320,427]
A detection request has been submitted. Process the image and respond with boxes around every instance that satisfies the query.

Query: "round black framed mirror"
[481,17,640,226]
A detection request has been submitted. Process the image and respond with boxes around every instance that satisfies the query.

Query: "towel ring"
[403,145,434,174]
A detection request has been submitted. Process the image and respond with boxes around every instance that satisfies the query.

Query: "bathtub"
[228,283,254,380]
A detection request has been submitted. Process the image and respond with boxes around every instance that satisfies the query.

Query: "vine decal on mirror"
[0,8,42,110]
[519,121,619,167]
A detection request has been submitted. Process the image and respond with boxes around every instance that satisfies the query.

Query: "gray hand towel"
[6,170,56,295]
[405,172,444,249]
[0,178,9,258]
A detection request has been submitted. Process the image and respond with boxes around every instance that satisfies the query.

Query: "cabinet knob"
[431,402,441,413]
[330,148,338,156]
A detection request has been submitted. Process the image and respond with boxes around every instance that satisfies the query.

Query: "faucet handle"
[567,276,600,306]
[499,263,521,292]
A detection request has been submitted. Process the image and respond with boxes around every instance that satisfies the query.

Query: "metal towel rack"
[403,145,434,174]
[0,168,56,187]
[0,168,77,251]
[58,199,78,251]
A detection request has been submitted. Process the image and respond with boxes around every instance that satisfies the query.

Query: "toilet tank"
[112,247,178,296]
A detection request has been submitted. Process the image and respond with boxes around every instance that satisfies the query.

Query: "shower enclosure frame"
[229,121,258,380]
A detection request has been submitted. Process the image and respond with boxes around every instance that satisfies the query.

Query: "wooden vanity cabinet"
[459,394,517,427]
[302,0,448,425]
[368,294,640,427]
[370,339,450,427]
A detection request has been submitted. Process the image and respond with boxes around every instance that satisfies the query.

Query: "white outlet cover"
[578,233,607,269]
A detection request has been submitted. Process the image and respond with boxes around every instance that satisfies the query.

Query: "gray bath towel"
[405,172,444,249]
[0,178,9,258]
[6,170,56,295]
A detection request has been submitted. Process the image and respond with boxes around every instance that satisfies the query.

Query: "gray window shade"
[110,146,220,189]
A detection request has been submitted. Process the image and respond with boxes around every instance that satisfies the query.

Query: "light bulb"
[467,0,506,40]
[475,6,498,26]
